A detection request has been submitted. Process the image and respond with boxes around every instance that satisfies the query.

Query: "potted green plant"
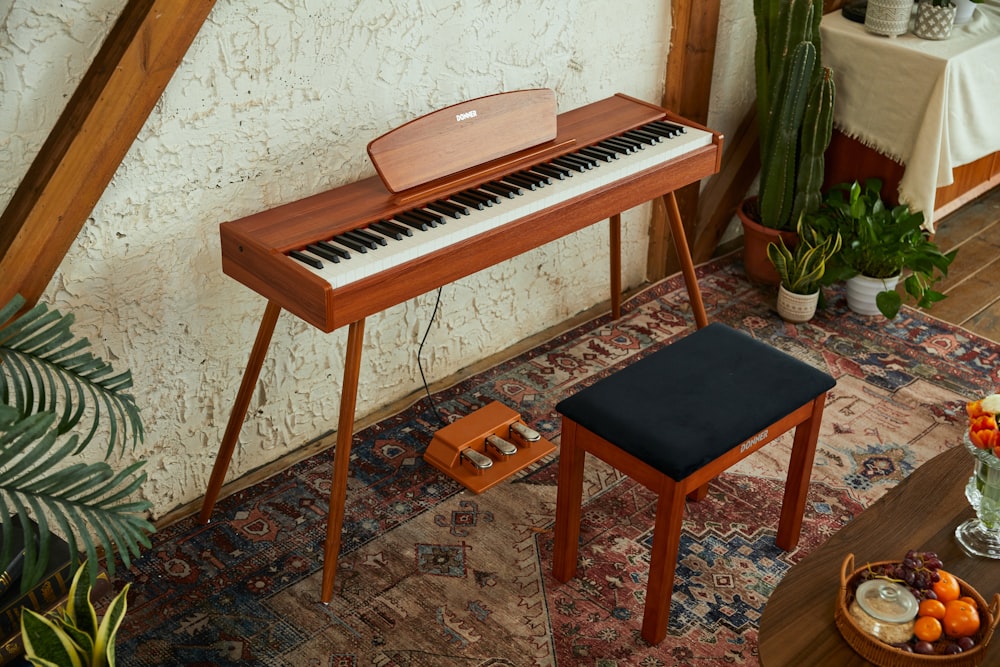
[0,293,154,597]
[814,179,957,319]
[767,215,842,322]
[20,561,128,667]
[740,0,835,284]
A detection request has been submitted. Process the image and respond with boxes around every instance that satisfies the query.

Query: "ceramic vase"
[914,1,957,39]
[955,435,1000,559]
[865,0,913,37]
[845,274,900,316]
[953,0,978,23]
[776,285,819,323]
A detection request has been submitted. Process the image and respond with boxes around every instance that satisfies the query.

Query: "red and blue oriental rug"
[115,252,1000,666]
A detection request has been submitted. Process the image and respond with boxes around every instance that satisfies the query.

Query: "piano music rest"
[424,401,556,494]
[198,90,723,606]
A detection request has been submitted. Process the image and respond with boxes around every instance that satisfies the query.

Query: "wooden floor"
[924,186,1000,343]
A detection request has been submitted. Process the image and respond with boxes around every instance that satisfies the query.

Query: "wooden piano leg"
[664,191,709,329]
[198,300,282,524]
[321,317,366,604]
[610,213,622,319]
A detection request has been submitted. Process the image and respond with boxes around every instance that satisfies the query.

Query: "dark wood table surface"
[758,445,1000,665]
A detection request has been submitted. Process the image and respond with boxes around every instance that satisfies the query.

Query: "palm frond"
[0,295,143,458]
[0,409,153,593]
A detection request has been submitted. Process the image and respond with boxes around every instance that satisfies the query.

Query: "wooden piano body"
[202,90,723,604]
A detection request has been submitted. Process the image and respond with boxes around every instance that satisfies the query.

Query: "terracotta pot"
[738,198,798,285]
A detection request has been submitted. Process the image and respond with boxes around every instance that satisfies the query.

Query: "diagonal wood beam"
[0,0,217,309]
[647,0,721,281]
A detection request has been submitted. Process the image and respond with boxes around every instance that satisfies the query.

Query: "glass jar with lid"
[848,579,919,644]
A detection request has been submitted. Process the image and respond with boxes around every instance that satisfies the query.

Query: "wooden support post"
[198,300,282,523]
[610,213,622,319]
[321,318,366,603]
[664,191,709,329]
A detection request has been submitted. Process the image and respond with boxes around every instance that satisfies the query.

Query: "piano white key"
[293,123,713,289]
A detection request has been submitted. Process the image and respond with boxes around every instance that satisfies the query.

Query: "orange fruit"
[943,599,980,638]
[933,570,961,603]
[919,598,947,620]
[914,615,943,642]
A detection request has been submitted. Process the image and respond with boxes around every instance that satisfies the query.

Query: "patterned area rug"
[116,253,1000,666]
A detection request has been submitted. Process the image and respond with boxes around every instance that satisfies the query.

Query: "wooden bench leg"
[776,394,827,551]
[641,477,687,645]
[686,482,710,501]
[553,419,587,582]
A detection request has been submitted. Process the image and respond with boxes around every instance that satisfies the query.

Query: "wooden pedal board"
[423,401,556,494]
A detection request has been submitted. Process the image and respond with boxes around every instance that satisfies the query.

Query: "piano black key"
[351,228,387,247]
[515,170,550,186]
[602,137,637,153]
[427,200,469,217]
[610,135,645,150]
[530,164,568,180]
[551,155,589,172]
[560,154,597,170]
[650,120,685,135]
[370,220,410,240]
[407,208,444,225]
[290,250,323,269]
[394,212,432,230]
[622,130,657,146]
[461,190,498,206]
[578,146,616,162]
[502,173,539,190]
[333,234,368,253]
[449,192,487,209]
[307,244,342,263]
[317,241,351,259]
[481,181,521,197]
[643,122,679,138]
[343,230,379,250]
[631,128,664,143]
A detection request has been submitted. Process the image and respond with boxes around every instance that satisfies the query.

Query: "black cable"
[417,286,447,428]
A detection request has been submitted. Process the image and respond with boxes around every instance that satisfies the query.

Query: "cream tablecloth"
[820,2,1000,229]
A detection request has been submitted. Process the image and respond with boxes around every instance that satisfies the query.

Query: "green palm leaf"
[0,295,143,457]
[0,294,153,594]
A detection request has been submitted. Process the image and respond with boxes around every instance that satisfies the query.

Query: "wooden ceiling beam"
[0,0,216,309]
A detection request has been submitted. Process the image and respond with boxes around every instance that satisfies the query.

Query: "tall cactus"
[753,0,835,230]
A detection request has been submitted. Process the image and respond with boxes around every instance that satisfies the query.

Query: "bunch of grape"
[855,550,944,600]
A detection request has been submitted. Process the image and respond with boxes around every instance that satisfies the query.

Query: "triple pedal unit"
[423,401,556,493]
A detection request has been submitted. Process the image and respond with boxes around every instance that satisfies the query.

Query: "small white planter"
[776,285,819,323]
[865,0,913,37]
[915,1,957,39]
[954,0,978,23]
[845,274,901,316]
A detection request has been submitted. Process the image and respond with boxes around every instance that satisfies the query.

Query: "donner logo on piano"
[455,109,478,122]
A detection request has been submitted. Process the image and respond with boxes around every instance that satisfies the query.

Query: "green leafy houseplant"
[0,294,154,594]
[753,0,835,231]
[20,561,128,667]
[767,215,843,296]
[815,179,958,319]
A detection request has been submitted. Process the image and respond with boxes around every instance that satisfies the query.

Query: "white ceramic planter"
[954,0,978,24]
[845,274,901,316]
[915,1,957,39]
[776,285,819,323]
[865,0,913,37]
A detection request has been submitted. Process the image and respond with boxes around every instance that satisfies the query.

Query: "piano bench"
[550,323,835,645]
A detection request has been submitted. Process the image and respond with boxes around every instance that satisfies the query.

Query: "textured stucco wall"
[1,1,756,518]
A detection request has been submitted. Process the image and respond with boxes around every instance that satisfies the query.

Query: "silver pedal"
[461,448,493,470]
[485,434,517,457]
[510,422,541,445]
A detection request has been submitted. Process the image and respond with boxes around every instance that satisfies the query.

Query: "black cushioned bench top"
[555,323,836,481]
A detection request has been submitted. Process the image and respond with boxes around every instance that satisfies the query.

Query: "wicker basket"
[835,554,1000,666]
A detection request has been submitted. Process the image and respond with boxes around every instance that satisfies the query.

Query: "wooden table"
[758,445,1000,665]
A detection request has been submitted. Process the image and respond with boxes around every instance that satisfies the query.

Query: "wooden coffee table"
[758,445,1000,665]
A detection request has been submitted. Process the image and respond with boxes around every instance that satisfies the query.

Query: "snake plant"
[21,561,128,667]
[767,215,842,295]
[0,294,154,594]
